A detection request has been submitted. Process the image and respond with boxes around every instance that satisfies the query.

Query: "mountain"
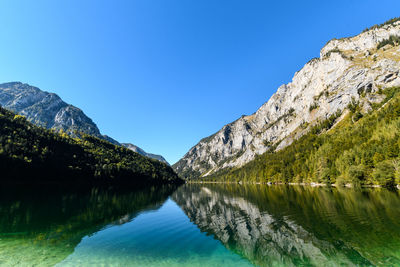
[0,82,166,163]
[174,17,400,179]
[0,105,182,184]
[205,87,400,186]
[0,82,111,140]
[122,143,169,165]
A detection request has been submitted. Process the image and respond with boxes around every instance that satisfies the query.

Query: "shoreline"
[185,180,400,189]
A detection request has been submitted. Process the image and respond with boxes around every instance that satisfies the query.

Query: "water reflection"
[0,184,177,266]
[1,183,400,266]
[172,184,400,266]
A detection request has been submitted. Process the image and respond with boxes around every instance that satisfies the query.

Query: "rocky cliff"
[122,143,169,165]
[0,82,107,139]
[0,82,167,163]
[174,18,400,178]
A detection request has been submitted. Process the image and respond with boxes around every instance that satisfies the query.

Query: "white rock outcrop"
[174,20,400,178]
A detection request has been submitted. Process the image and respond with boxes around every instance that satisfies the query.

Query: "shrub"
[309,102,319,112]
[363,17,400,32]
[372,161,395,186]
[377,35,400,50]
[325,48,341,58]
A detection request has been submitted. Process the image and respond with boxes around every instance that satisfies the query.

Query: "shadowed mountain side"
[0,105,181,185]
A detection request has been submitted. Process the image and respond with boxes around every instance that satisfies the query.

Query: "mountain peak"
[0,82,168,164]
[122,143,169,165]
[174,18,400,179]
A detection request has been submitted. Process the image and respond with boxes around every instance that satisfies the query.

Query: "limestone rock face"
[122,143,169,165]
[174,20,400,178]
[0,82,167,163]
[0,82,103,138]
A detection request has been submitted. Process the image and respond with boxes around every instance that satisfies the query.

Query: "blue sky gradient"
[1,0,399,164]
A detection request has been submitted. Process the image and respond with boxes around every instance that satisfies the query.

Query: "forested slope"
[174,17,400,179]
[0,106,182,185]
[206,87,400,187]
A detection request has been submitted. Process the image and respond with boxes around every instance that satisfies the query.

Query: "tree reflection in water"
[173,184,400,266]
[0,184,177,266]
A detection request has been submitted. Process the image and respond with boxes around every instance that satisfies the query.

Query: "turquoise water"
[58,199,252,266]
[1,184,400,266]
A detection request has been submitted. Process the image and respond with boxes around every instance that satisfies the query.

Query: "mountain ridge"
[0,82,168,164]
[0,105,181,184]
[174,17,400,179]
[121,143,169,165]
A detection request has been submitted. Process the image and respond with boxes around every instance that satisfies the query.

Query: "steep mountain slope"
[207,87,400,186]
[0,105,181,184]
[0,82,106,138]
[122,143,169,165]
[0,82,166,162]
[174,18,400,179]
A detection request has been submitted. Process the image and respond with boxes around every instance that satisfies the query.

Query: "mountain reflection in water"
[1,183,400,266]
[172,184,400,266]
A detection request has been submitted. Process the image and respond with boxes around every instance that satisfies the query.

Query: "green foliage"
[347,97,358,113]
[348,165,365,186]
[363,17,400,32]
[265,109,296,130]
[325,48,341,58]
[0,106,181,185]
[314,90,329,101]
[377,35,400,50]
[206,87,400,187]
[309,102,319,112]
[353,111,363,122]
[372,161,395,186]
[380,86,400,104]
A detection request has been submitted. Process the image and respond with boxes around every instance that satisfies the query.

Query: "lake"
[0,184,400,266]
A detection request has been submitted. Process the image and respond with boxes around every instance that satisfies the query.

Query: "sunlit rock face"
[122,143,169,165]
[0,82,103,138]
[0,82,167,163]
[174,21,400,178]
[172,185,376,266]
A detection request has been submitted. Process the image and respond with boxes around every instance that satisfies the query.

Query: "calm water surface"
[0,184,400,266]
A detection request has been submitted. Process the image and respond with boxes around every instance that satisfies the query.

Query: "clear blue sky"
[0,0,399,164]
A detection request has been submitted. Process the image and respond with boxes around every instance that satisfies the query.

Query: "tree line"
[0,106,182,185]
[206,87,400,187]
